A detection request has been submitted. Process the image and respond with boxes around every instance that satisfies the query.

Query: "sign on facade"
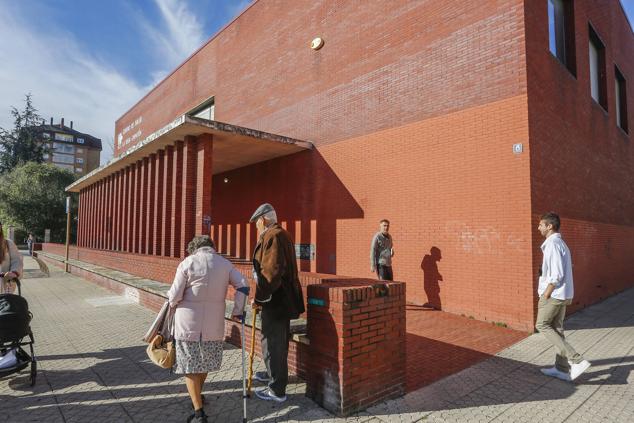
[44,229,51,243]
[295,243,315,261]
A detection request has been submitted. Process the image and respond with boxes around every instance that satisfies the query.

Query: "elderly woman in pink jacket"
[167,235,247,423]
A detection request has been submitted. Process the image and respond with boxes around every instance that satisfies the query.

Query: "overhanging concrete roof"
[66,115,314,192]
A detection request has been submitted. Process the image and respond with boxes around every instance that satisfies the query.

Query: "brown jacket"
[253,223,305,319]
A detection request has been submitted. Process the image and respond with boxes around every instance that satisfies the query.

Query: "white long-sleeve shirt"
[538,233,574,300]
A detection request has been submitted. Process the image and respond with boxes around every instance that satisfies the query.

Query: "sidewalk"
[1,254,632,422]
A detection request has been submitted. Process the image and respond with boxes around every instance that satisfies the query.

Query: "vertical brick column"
[153,150,165,255]
[146,154,156,255]
[116,170,124,250]
[139,157,149,254]
[195,133,213,235]
[133,161,142,253]
[97,179,105,249]
[91,183,98,249]
[170,142,184,257]
[124,166,132,252]
[306,280,406,416]
[77,191,83,247]
[110,172,119,251]
[87,185,93,248]
[162,146,174,256]
[181,136,197,256]
[106,175,113,250]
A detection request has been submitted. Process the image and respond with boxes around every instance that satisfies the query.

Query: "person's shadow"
[421,247,443,310]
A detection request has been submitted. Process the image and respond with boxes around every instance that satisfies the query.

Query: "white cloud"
[0,0,207,164]
[0,4,146,164]
[137,0,206,86]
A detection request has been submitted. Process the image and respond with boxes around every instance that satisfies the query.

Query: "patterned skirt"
[174,340,224,374]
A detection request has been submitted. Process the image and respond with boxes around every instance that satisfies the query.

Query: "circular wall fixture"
[310,37,324,50]
[223,177,229,183]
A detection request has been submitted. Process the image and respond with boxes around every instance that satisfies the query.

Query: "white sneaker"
[255,387,287,403]
[540,366,571,382]
[569,360,591,381]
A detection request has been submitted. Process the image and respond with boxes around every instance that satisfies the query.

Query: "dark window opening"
[548,0,576,76]
[615,66,628,133]
[588,24,607,110]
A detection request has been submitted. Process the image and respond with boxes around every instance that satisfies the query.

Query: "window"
[42,132,51,139]
[589,25,607,110]
[76,138,85,144]
[188,97,215,121]
[548,0,576,75]
[54,133,74,142]
[75,168,83,173]
[53,142,75,154]
[52,153,74,164]
[615,67,628,133]
[76,157,84,164]
[76,148,84,153]
[54,163,74,170]
[43,153,49,160]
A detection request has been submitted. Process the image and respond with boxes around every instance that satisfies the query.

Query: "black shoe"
[186,410,208,423]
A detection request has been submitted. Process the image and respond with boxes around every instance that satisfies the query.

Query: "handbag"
[146,334,175,369]
[146,305,176,369]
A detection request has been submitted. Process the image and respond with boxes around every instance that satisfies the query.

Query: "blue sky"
[0,0,633,164]
[0,0,250,162]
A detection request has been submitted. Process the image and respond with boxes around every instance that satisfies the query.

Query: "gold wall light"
[310,37,324,50]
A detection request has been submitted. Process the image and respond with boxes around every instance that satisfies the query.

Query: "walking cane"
[236,286,250,423]
[247,306,259,396]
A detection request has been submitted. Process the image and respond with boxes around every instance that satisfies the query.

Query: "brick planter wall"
[306,279,406,416]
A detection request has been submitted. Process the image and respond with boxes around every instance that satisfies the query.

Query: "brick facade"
[72,0,633,334]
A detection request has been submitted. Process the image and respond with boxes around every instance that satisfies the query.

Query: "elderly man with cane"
[249,203,305,403]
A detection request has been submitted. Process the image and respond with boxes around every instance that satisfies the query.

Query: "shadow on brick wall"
[211,149,364,275]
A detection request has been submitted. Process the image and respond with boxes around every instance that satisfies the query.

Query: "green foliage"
[0,162,77,242]
[0,94,50,174]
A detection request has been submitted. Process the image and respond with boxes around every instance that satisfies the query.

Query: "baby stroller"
[0,276,36,386]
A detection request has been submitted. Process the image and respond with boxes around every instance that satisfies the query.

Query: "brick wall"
[211,94,535,330]
[114,0,527,155]
[41,243,348,316]
[524,0,634,313]
[306,279,406,416]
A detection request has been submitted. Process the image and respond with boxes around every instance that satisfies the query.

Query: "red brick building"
[66,0,633,331]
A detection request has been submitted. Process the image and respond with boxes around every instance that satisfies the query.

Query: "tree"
[0,94,49,174]
[0,162,77,243]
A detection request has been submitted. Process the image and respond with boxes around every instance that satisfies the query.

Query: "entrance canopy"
[66,115,313,192]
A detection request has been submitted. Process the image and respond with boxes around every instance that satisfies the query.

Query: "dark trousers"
[377,265,393,281]
[260,307,291,396]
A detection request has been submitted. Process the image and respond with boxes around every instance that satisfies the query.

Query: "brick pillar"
[170,142,184,257]
[153,150,165,255]
[195,133,213,235]
[116,170,124,251]
[146,154,156,255]
[124,166,132,252]
[133,161,142,253]
[162,146,174,256]
[109,174,115,249]
[306,280,406,416]
[139,157,149,254]
[93,181,99,249]
[97,179,106,250]
[106,175,113,250]
[77,191,83,247]
[87,185,93,248]
[181,136,197,256]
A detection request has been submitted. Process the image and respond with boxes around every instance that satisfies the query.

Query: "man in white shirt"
[536,212,591,381]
